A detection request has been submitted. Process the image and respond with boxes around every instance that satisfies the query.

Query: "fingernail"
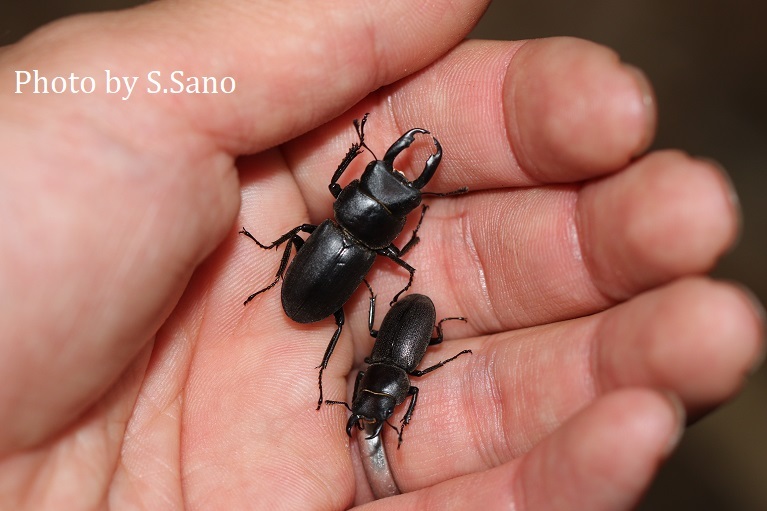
[624,64,657,157]
[732,283,767,376]
[695,156,743,250]
[661,391,686,456]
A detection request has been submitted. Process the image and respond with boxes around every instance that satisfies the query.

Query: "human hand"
[0,1,763,509]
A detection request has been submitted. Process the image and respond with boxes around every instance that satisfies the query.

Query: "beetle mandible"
[240,114,467,409]
[326,293,472,447]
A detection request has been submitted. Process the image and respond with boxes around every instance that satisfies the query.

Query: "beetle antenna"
[325,399,352,411]
[354,113,377,160]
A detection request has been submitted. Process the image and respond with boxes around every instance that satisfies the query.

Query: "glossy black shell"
[333,180,407,250]
[281,220,376,323]
[367,294,436,372]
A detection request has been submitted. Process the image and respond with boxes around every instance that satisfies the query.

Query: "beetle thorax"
[333,181,406,250]
[355,363,410,408]
[360,161,422,216]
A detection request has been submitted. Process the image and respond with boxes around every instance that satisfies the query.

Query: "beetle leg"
[397,204,428,256]
[242,235,298,305]
[352,369,365,401]
[401,387,418,425]
[364,282,379,337]
[324,399,351,411]
[390,258,415,305]
[429,316,468,345]
[422,186,469,197]
[324,371,364,430]
[374,205,427,305]
[391,262,415,305]
[397,386,419,448]
[355,113,377,158]
[316,308,345,410]
[375,246,416,305]
[329,113,372,198]
[329,144,362,199]
[242,226,314,305]
[240,224,313,250]
[409,349,472,377]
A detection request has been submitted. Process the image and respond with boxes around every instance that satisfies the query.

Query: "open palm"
[0,1,762,510]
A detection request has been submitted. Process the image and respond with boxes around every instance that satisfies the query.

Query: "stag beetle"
[326,293,471,447]
[240,114,467,409]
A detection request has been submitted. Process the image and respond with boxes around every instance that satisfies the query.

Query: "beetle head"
[346,390,397,438]
[359,128,442,217]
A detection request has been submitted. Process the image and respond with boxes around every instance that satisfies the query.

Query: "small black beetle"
[240,114,467,408]
[327,293,471,447]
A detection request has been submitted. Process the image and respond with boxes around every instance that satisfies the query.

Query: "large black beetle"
[327,293,471,446]
[240,114,467,408]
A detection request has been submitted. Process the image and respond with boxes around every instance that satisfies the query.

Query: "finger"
[577,152,740,300]
[378,278,762,489]
[5,0,490,154]
[388,37,656,185]
[0,99,240,455]
[335,149,738,339]
[360,389,682,510]
[286,37,656,215]
[593,278,765,417]
[470,149,737,329]
[507,390,681,511]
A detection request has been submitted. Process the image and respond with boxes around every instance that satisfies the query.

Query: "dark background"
[2,1,764,509]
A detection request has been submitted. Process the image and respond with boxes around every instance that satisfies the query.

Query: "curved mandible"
[411,137,442,190]
[346,414,362,437]
[381,128,440,187]
[382,128,429,163]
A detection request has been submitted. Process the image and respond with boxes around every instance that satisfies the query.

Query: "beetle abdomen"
[369,294,437,371]
[282,220,376,323]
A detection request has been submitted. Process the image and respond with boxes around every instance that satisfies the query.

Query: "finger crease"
[460,205,504,331]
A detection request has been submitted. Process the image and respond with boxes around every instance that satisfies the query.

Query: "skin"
[0,0,763,509]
